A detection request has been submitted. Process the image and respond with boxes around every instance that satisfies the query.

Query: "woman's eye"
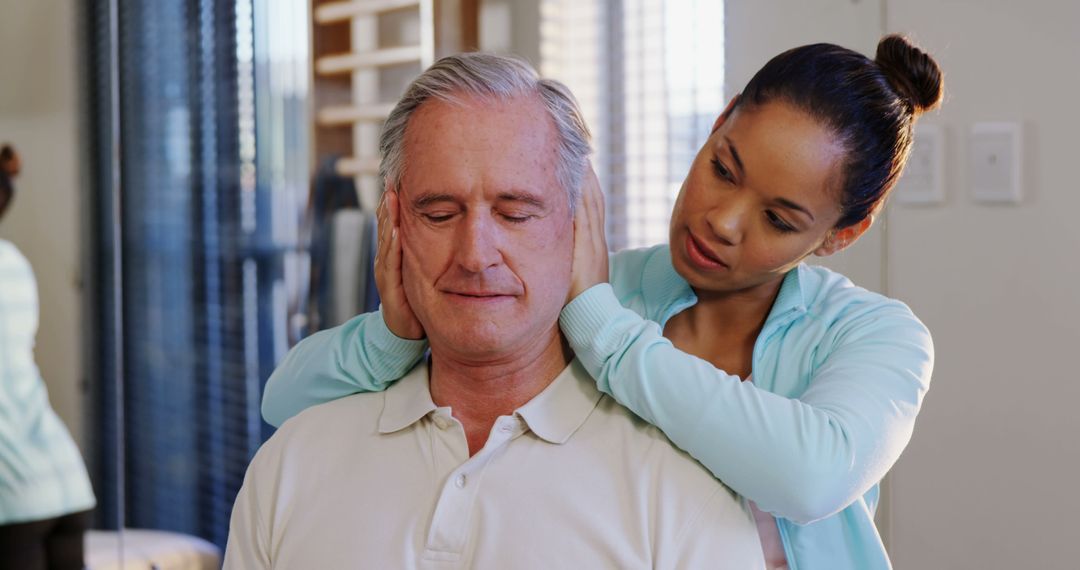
[766,211,796,233]
[711,158,734,182]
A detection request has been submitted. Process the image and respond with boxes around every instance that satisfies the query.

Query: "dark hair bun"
[875,35,943,113]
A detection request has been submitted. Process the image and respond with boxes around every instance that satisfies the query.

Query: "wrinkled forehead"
[399,95,566,206]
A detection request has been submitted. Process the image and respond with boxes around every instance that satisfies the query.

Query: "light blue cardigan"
[0,240,96,524]
[262,244,933,570]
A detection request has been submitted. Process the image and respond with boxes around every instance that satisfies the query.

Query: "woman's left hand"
[567,164,609,303]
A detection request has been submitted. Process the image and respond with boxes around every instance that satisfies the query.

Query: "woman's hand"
[375,191,425,340]
[568,165,609,303]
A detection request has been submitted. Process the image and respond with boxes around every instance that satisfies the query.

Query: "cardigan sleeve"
[261,306,428,427]
[559,283,933,524]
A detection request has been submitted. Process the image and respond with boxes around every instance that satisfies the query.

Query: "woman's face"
[669,100,850,297]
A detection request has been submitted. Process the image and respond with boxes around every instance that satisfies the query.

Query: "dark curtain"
[85,0,287,550]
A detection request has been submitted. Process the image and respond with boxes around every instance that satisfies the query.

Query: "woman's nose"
[703,198,747,246]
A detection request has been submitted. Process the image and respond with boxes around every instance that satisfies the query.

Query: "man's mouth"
[444,290,517,300]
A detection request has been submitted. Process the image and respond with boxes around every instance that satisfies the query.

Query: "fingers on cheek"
[399,235,419,262]
[389,193,400,220]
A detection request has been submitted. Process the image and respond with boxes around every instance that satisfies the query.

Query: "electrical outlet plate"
[969,122,1023,204]
[895,123,946,205]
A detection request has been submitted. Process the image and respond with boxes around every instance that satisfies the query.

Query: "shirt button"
[500,424,513,433]
[455,474,467,489]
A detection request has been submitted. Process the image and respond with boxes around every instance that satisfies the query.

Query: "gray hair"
[378,52,592,209]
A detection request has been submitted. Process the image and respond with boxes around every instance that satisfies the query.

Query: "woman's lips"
[685,232,729,270]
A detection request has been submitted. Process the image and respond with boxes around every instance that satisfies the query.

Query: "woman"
[0,144,96,569]
[262,36,941,569]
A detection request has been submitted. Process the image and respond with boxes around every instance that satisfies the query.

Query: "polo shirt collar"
[769,263,809,317]
[378,361,437,434]
[377,358,604,444]
[515,359,603,445]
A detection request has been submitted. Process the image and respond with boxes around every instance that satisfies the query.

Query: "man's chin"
[427,321,541,363]
[434,332,508,358]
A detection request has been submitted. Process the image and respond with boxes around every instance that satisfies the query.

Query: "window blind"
[86,0,309,550]
[540,0,724,251]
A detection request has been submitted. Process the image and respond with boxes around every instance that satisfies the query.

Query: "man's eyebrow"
[495,192,547,209]
[773,197,815,222]
[723,136,745,176]
[411,193,461,208]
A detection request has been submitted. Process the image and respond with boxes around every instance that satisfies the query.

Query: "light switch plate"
[895,123,945,205]
[970,122,1023,204]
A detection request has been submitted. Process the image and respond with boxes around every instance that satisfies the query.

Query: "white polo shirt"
[225,359,764,569]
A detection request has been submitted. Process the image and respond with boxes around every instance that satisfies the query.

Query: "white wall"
[0,1,85,447]
[479,0,541,64]
[884,1,1080,568]
[729,1,1080,568]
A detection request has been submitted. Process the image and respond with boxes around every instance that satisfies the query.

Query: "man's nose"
[704,196,748,246]
[455,212,504,273]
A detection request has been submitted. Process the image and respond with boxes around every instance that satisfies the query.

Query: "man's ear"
[815,215,874,257]
[711,94,741,134]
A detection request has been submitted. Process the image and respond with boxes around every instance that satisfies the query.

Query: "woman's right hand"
[568,164,609,303]
[375,190,425,340]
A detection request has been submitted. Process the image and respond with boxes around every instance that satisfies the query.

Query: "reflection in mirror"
[0,0,99,566]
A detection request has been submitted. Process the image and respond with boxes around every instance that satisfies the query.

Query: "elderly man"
[224,53,763,569]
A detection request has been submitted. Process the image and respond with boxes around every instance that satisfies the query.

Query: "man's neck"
[429,328,573,456]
